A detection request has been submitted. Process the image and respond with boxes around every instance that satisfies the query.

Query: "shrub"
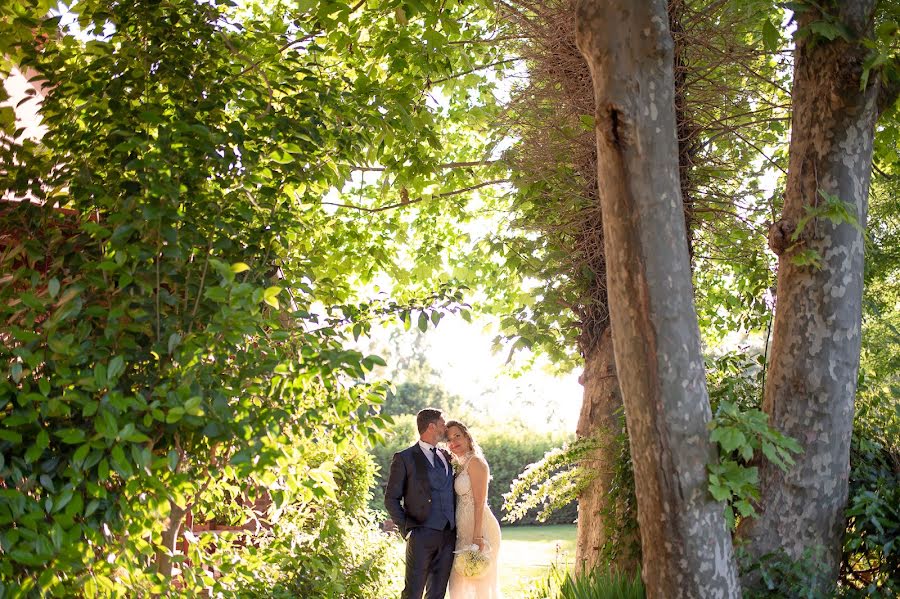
[479,427,577,526]
[708,351,899,597]
[214,448,403,599]
[525,565,645,599]
[838,406,899,595]
[738,547,835,599]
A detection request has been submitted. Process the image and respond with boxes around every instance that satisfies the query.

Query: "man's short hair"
[416,408,443,435]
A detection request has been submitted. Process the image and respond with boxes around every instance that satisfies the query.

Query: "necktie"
[430,447,444,473]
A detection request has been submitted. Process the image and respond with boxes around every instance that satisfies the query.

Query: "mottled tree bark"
[575,1,739,597]
[737,2,883,591]
[574,328,638,575]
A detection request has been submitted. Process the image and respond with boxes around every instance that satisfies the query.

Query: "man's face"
[432,417,448,442]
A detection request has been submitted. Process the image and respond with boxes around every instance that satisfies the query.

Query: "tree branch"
[347,160,503,172]
[321,178,511,213]
[430,58,522,85]
[872,161,893,179]
[448,35,527,45]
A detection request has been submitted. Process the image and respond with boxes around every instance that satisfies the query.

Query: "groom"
[384,408,456,599]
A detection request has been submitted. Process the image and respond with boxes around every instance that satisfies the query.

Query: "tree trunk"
[575,327,639,575]
[737,2,881,590]
[156,500,188,580]
[575,2,739,597]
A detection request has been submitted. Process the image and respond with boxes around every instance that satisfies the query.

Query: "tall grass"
[524,565,645,599]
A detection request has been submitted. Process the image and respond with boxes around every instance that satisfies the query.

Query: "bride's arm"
[468,457,489,551]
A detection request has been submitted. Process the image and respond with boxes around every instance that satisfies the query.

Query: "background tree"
[0,0,511,593]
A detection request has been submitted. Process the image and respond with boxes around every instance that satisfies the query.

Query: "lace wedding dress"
[448,455,503,599]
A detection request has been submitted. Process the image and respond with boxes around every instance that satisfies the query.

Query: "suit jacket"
[384,443,454,537]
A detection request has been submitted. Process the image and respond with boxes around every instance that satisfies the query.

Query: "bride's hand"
[474,537,485,552]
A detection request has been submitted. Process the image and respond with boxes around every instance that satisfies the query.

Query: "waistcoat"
[422,455,455,530]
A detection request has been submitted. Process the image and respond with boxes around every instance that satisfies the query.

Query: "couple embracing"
[385,408,503,599]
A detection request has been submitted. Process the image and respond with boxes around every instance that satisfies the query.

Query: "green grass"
[388,524,577,596]
[499,525,577,597]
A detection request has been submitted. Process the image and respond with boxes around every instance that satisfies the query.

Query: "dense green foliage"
[705,353,899,596]
[217,447,402,598]
[705,352,802,530]
[0,0,508,595]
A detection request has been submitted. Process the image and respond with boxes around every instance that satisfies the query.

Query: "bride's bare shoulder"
[469,455,489,473]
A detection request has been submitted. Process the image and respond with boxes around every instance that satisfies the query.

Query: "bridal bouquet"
[453,543,491,579]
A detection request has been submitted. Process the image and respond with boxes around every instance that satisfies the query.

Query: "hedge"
[370,415,577,526]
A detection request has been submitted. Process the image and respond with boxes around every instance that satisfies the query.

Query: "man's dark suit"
[384,443,456,599]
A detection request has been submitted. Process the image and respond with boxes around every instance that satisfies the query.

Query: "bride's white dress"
[448,456,503,599]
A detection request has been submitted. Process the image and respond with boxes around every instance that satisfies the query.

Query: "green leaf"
[0,106,15,130]
[709,483,731,502]
[25,442,44,463]
[107,356,125,383]
[55,428,86,444]
[790,248,823,270]
[230,262,250,273]
[263,286,281,309]
[168,333,182,355]
[97,458,110,481]
[808,20,846,41]
[204,286,228,302]
[166,407,185,423]
[740,443,754,462]
[0,430,22,444]
[168,449,180,472]
[72,444,90,467]
[11,362,23,383]
[365,354,386,367]
[735,499,756,518]
[719,428,746,453]
[762,20,780,53]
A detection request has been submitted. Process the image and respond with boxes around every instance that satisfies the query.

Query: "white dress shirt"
[418,440,448,474]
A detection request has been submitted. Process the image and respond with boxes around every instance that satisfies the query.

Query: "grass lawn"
[498,525,576,597]
[388,524,576,597]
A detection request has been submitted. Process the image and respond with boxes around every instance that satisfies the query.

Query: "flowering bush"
[453,544,491,579]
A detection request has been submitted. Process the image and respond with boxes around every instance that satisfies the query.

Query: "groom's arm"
[384,452,408,533]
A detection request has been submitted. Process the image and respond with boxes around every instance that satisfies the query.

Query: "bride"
[445,420,503,599]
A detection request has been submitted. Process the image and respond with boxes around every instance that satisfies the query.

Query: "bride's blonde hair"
[445,420,483,459]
